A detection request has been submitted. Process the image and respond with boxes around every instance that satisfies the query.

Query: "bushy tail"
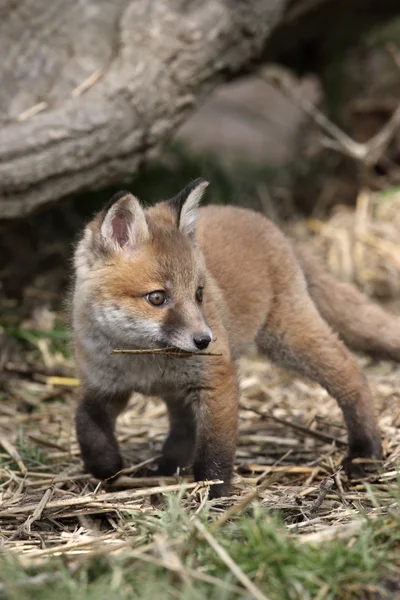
[295,242,400,362]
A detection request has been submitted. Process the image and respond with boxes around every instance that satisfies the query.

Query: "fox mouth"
[160,342,214,355]
[156,339,197,354]
[161,344,202,355]
[158,344,219,356]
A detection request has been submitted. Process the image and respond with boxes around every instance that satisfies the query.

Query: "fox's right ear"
[168,178,209,238]
[100,191,149,252]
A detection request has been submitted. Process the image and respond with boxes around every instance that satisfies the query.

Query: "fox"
[72,178,400,498]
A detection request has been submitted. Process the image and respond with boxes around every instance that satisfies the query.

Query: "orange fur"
[72,180,397,497]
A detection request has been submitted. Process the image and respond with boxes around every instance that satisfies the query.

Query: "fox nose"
[193,334,211,350]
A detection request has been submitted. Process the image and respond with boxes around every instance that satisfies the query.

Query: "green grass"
[0,427,57,471]
[15,427,45,469]
[376,185,400,202]
[1,491,399,600]
[1,325,72,363]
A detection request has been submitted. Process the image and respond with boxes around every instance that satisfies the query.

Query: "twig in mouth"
[112,347,222,358]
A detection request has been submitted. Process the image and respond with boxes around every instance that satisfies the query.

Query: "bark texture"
[0,0,285,218]
[1,0,399,218]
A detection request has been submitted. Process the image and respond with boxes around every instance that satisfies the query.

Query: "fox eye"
[196,287,203,303]
[146,291,167,306]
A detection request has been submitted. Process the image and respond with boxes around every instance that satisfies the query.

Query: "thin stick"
[25,456,161,488]
[17,102,48,122]
[266,413,347,448]
[258,65,400,165]
[0,480,223,518]
[209,489,259,531]
[45,376,80,387]
[210,451,293,532]
[242,402,346,447]
[10,487,54,540]
[309,476,334,516]
[112,347,222,357]
[11,534,122,558]
[193,518,271,600]
[0,435,27,475]
[71,67,104,97]
[256,450,293,486]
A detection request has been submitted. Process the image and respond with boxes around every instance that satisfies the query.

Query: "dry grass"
[1,351,399,557]
[1,350,399,598]
[295,187,400,300]
[1,191,400,597]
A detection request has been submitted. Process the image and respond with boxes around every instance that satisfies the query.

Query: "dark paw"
[208,481,230,500]
[193,469,231,499]
[156,457,180,476]
[156,456,191,477]
[193,461,233,499]
[344,436,382,479]
[83,451,123,482]
[342,456,367,479]
[342,453,382,479]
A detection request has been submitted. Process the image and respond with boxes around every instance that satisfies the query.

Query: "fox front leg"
[76,389,130,480]
[193,359,239,499]
[157,397,197,476]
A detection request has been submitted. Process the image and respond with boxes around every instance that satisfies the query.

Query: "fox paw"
[82,452,123,482]
[342,454,382,479]
[156,456,192,477]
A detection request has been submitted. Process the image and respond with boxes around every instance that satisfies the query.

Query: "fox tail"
[295,243,400,362]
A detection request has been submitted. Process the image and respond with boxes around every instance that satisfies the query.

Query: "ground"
[0,189,399,599]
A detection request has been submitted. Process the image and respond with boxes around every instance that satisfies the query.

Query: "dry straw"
[304,189,400,299]
[0,193,399,583]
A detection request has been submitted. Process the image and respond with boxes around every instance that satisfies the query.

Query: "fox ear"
[168,178,209,237]
[101,191,149,251]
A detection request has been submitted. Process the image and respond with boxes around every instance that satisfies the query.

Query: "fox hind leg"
[256,293,382,476]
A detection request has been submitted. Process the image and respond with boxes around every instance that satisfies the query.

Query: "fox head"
[73,178,213,352]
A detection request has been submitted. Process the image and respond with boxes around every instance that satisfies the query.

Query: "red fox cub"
[72,178,399,498]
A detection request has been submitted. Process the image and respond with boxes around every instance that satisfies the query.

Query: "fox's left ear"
[168,178,209,237]
[100,191,149,252]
